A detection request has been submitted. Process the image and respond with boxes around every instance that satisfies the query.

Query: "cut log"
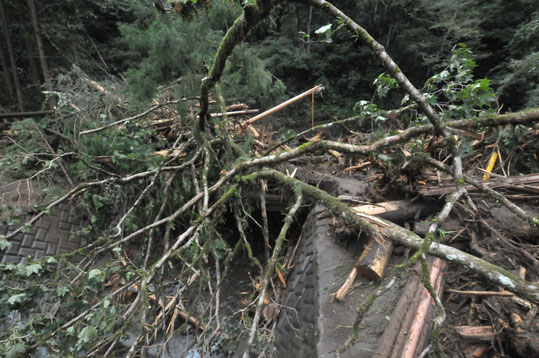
[334,203,399,300]
[351,199,440,223]
[355,231,393,281]
[335,199,442,300]
[372,266,421,357]
[454,326,496,341]
[401,257,446,358]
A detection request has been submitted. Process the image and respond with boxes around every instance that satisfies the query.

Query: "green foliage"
[0,119,50,178]
[120,2,284,108]
[223,44,286,107]
[0,1,537,356]
[353,100,386,130]
[424,44,497,121]
[0,235,12,252]
[0,252,128,355]
[373,73,398,99]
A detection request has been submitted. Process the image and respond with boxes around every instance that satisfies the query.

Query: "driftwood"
[334,231,392,301]
[210,109,259,117]
[454,326,496,341]
[419,173,539,196]
[356,231,393,281]
[372,265,422,357]
[446,289,515,297]
[351,199,440,223]
[402,257,445,358]
[253,170,539,303]
[336,200,420,300]
[226,103,248,111]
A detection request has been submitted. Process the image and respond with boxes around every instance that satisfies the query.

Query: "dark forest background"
[1,0,538,120]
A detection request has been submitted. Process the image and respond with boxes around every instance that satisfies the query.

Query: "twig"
[241,192,303,358]
[31,122,75,188]
[446,289,514,297]
[260,179,271,263]
[427,157,539,225]
[79,98,196,135]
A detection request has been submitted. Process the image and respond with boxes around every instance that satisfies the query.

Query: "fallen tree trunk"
[370,213,539,304]
[351,199,440,223]
[0,110,55,119]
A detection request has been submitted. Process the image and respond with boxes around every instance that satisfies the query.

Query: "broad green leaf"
[315,24,332,34]
[25,263,42,276]
[57,286,69,297]
[8,293,26,305]
[439,70,450,79]
[78,326,97,343]
[89,269,103,280]
[0,236,11,251]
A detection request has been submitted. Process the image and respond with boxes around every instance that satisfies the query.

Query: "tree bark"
[198,0,280,131]
[27,0,52,92]
[0,45,14,102]
[0,0,24,110]
[20,7,41,85]
[0,109,55,119]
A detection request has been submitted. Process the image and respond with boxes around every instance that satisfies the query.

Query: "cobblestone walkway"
[1,178,84,263]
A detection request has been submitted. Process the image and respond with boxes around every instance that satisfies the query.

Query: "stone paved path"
[1,177,84,263]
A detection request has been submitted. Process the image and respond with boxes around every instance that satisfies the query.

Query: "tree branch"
[243,169,539,303]
[198,0,280,131]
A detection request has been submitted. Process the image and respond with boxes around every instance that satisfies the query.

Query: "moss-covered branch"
[242,169,539,303]
[198,0,280,131]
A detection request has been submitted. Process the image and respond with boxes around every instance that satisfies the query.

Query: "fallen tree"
[1,0,538,357]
